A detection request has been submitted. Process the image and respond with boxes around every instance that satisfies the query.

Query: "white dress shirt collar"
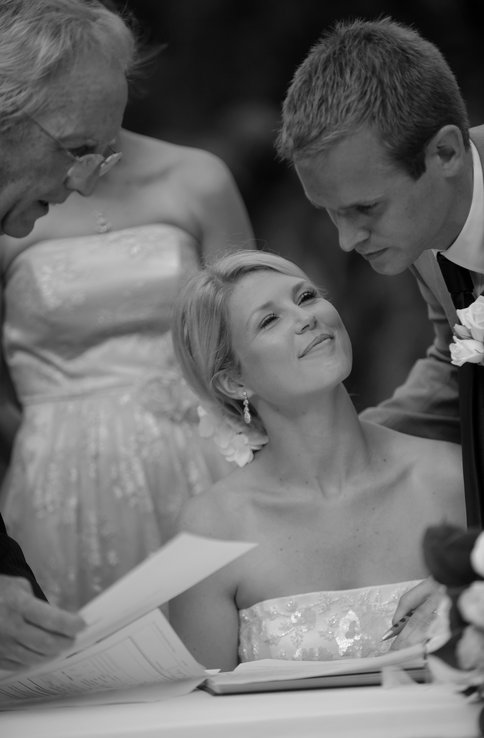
[443,141,484,276]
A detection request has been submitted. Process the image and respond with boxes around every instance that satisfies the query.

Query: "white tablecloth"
[0,683,480,738]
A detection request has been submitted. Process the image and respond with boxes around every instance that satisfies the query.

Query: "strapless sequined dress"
[0,224,232,609]
[239,581,421,662]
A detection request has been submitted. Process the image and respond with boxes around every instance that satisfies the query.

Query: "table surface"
[0,683,481,738]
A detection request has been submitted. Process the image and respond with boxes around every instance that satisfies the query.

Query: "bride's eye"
[259,313,277,329]
[297,288,318,304]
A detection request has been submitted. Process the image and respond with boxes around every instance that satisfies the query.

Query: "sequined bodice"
[239,581,421,662]
[3,224,200,403]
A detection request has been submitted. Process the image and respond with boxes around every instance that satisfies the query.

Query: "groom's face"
[294,125,453,276]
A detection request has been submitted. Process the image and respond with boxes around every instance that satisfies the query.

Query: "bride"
[170,249,465,670]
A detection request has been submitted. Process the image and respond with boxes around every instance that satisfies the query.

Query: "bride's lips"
[298,333,333,358]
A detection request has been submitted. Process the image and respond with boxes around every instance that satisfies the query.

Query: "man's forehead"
[294,145,398,208]
[36,61,127,140]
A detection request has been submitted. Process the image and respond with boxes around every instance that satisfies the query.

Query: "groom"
[0,0,134,670]
[277,17,484,528]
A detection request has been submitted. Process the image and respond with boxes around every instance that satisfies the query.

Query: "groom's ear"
[428,124,467,177]
[214,371,251,400]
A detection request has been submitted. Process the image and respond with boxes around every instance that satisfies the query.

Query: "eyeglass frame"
[27,115,122,190]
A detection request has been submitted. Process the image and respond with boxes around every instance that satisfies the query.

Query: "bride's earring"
[242,391,251,424]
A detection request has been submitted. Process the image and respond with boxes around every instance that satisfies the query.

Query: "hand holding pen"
[382,579,443,651]
[381,611,415,642]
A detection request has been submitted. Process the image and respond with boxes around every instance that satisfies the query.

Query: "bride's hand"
[389,577,442,651]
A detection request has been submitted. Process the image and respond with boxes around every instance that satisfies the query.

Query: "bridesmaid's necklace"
[93,209,112,233]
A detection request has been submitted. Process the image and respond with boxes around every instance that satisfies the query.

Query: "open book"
[0,533,255,709]
[203,645,427,695]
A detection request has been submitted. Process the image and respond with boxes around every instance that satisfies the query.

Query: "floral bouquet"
[423,524,484,734]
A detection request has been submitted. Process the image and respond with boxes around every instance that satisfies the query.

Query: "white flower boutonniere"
[450,296,484,367]
[197,406,268,468]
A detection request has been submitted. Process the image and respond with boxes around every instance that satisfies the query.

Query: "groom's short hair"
[277,17,469,179]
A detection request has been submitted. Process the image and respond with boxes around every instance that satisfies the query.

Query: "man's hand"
[390,577,443,651]
[0,575,85,670]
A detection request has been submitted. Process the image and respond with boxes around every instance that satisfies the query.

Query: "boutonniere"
[449,296,484,367]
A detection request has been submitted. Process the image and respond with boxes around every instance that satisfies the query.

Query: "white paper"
[0,610,206,707]
[0,533,256,708]
[76,532,256,652]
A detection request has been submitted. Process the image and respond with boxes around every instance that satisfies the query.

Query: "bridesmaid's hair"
[172,249,307,432]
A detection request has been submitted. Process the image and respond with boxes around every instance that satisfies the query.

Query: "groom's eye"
[356,203,377,215]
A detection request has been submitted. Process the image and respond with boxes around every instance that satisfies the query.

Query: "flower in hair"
[197,406,268,468]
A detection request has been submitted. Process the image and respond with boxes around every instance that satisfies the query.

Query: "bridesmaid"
[0,126,254,609]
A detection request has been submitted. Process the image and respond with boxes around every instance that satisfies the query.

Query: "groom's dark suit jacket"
[0,514,46,599]
[361,125,484,445]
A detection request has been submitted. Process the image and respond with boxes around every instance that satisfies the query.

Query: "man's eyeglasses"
[29,116,122,195]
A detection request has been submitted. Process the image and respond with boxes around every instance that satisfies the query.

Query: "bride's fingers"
[390,590,443,651]
[392,578,439,624]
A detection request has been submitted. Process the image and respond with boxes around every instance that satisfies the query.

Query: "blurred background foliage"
[115,0,484,413]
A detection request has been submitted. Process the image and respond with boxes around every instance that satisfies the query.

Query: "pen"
[381,610,415,642]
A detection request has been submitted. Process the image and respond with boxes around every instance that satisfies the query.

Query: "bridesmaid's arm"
[0,268,22,488]
[186,150,255,264]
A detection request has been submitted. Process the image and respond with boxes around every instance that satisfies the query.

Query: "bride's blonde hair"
[172,249,307,433]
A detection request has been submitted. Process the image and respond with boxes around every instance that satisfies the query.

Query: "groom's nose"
[337,219,369,253]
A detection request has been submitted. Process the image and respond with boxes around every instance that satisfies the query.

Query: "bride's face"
[227,270,352,407]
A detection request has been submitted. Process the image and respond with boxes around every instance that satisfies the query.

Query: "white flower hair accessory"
[449,296,484,367]
[197,405,268,468]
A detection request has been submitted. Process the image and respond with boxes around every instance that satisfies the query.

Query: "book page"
[207,644,425,687]
[0,533,255,707]
[0,610,205,707]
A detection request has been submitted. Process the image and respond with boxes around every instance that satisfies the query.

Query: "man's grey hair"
[0,0,136,133]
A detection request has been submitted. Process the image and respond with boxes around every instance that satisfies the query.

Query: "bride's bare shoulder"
[175,466,255,539]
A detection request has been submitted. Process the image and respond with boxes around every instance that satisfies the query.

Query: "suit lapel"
[413,125,484,325]
[413,249,457,325]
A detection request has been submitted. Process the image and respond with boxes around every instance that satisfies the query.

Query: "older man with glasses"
[0,0,135,670]
[28,116,123,195]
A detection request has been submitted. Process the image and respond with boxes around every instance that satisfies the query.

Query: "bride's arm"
[169,492,241,671]
[170,566,240,671]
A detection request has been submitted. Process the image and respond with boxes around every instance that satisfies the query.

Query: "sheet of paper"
[0,533,255,708]
[208,644,425,686]
[76,532,255,653]
[0,610,205,708]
